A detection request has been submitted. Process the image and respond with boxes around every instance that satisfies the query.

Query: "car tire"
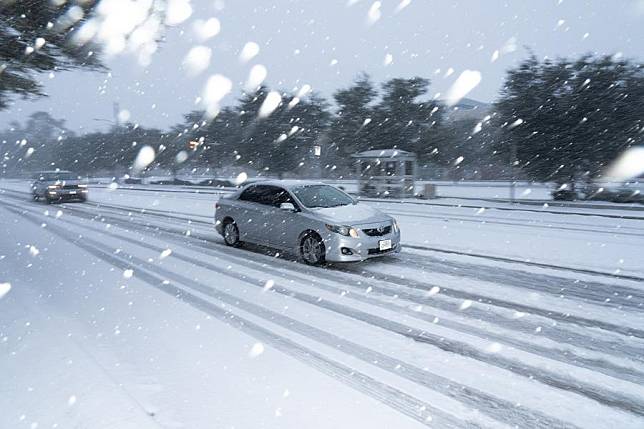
[300,233,325,265]
[223,220,241,247]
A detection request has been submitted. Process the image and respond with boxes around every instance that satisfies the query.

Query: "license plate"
[379,239,392,251]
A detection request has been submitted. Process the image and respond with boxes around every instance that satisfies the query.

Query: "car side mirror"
[280,202,297,212]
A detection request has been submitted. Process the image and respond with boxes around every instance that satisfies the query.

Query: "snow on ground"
[1,180,643,428]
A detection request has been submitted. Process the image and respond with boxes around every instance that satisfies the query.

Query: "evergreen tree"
[0,0,102,109]
[328,74,378,162]
[494,54,644,185]
[372,77,442,154]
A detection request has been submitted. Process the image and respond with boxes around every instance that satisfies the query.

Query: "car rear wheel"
[300,233,325,265]
[223,221,241,247]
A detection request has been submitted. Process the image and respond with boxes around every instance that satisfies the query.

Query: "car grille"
[362,225,391,236]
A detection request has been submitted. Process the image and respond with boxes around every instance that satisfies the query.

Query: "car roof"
[244,179,327,190]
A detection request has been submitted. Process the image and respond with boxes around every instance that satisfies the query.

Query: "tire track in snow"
[46,199,644,383]
[376,254,644,311]
[359,197,644,220]
[7,205,581,429]
[2,203,472,429]
[75,196,644,309]
[6,199,642,421]
[344,265,644,340]
[385,208,644,237]
[32,196,644,386]
[3,190,640,363]
[402,243,644,283]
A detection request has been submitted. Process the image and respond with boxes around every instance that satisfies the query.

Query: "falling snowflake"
[604,146,644,180]
[245,64,267,92]
[459,299,472,310]
[176,151,189,164]
[239,41,260,62]
[165,0,193,26]
[234,172,248,185]
[132,145,155,173]
[123,269,134,279]
[248,342,265,358]
[367,1,382,25]
[507,118,524,129]
[258,91,282,118]
[117,109,131,123]
[0,282,11,300]
[426,286,440,296]
[444,70,482,107]
[395,0,412,13]
[263,279,275,292]
[183,46,211,76]
[297,84,312,98]
[193,17,221,41]
[202,74,233,118]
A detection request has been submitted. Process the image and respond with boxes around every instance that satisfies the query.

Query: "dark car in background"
[31,171,88,203]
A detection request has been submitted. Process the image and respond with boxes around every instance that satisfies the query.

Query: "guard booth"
[352,149,416,198]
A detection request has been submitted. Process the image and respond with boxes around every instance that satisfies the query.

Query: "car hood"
[312,203,390,226]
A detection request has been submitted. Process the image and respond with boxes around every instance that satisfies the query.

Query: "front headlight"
[47,185,59,189]
[325,224,359,238]
[78,184,87,188]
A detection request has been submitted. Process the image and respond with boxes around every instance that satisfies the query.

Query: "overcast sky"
[2,0,644,132]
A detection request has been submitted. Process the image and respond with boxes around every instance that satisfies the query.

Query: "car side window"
[239,185,259,202]
[239,185,275,205]
[263,186,293,208]
[239,185,297,208]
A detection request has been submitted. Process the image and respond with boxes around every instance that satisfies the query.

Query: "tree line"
[2,54,644,185]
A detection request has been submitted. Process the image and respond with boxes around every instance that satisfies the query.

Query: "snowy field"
[1,179,643,429]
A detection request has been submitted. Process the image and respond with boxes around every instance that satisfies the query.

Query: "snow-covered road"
[1,181,643,428]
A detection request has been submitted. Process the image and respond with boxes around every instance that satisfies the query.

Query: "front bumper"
[322,228,401,262]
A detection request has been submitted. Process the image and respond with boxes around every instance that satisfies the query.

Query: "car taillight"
[215,202,220,209]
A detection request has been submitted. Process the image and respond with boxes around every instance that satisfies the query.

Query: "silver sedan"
[214,180,401,264]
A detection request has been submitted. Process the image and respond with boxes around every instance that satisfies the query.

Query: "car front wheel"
[223,221,241,247]
[300,233,325,265]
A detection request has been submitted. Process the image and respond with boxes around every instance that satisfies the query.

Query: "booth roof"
[351,149,416,159]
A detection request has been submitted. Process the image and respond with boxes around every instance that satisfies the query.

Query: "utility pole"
[509,142,517,203]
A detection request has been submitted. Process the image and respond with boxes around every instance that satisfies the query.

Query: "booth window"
[405,160,413,175]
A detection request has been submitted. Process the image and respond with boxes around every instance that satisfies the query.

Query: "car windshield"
[291,185,354,208]
[39,172,76,181]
